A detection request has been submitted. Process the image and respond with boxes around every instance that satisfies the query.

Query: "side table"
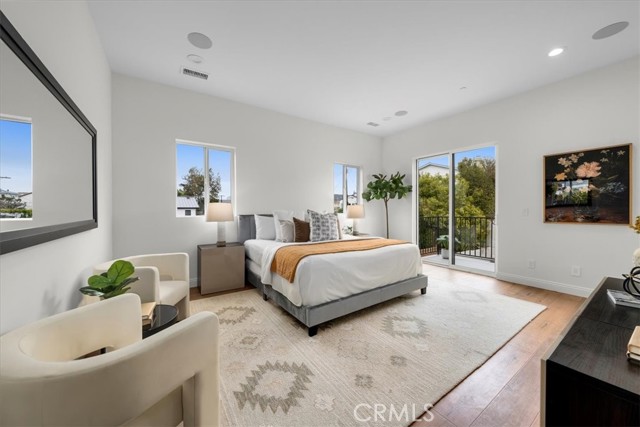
[198,242,245,295]
[142,304,178,339]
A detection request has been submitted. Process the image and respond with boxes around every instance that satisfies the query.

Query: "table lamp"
[346,205,365,236]
[206,202,234,246]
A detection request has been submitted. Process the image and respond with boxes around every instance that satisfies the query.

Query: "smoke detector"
[181,67,209,80]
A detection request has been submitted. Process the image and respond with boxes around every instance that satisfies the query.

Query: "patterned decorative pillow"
[278,219,295,243]
[307,210,339,242]
[293,217,310,242]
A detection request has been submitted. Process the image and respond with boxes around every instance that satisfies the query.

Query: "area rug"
[190,280,545,427]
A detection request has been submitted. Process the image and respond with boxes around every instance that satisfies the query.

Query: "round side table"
[142,304,178,338]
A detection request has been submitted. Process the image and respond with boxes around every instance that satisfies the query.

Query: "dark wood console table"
[541,276,640,426]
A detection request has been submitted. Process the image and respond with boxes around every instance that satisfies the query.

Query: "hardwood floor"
[190,264,585,427]
[412,264,584,427]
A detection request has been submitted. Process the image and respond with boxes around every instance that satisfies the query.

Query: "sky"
[333,164,359,197]
[417,146,495,169]
[176,143,232,200]
[0,118,32,193]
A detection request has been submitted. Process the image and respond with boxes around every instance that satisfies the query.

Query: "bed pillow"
[307,209,339,242]
[254,214,276,240]
[278,219,295,243]
[273,210,294,241]
[293,217,310,242]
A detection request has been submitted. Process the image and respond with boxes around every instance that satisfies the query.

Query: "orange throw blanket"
[271,238,408,283]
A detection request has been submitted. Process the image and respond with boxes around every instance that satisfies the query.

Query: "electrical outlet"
[522,208,529,217]
[528,259,536,269]
[571,265,581,277]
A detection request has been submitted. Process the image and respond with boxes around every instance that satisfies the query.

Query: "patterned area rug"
[191,280,545,427]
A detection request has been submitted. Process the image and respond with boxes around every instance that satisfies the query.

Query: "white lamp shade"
[346,205,365,219]
[206,202,234,222]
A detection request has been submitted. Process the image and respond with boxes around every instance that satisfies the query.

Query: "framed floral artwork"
[544,143,632,224]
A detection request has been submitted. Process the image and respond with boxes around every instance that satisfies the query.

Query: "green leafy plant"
[80,260,139,299]
[362,172,412,238]
[436,234,461,250]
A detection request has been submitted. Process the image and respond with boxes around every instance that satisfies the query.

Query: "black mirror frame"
[0,11,98,255]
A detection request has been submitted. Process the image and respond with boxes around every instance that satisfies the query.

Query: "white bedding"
[244,238,422,307]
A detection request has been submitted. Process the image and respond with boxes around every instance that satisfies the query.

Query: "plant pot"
[441,249,449,259]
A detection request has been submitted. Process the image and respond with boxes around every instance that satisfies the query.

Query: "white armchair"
[0,294,219,426]
[93,253,191,320]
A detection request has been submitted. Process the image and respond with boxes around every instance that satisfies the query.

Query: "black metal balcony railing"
[418,216,495,262]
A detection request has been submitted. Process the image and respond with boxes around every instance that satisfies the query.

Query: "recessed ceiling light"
[592,21,629,40]
[367,122,379,127]
[459,86,467,90]
[187,32,212,49]
[187,54,203,64]
[382,117,392,121]
[548,47,565,57]
[394,110,408,117]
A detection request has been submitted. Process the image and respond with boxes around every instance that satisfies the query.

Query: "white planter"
[441,249,449,259]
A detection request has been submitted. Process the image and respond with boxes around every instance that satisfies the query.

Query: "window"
[0,116,33,219]
[176,140,234,217]
[333,163,361,214]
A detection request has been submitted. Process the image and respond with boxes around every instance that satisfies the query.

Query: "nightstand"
[197,242,245,295]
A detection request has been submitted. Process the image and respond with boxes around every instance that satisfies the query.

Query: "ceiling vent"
[181,67,209,80]
[367,122,379,127]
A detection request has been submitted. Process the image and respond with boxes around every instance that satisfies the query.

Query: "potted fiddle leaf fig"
[362,172,413,238]
[80,260,139,299]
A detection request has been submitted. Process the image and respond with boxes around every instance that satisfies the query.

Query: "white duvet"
[244,238,422,307]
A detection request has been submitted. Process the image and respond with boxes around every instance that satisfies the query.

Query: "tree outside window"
[176,142,233,217]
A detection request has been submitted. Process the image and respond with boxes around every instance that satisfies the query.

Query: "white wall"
[383,57,640,296]
[0,1,112,334]
[112,74,383,283]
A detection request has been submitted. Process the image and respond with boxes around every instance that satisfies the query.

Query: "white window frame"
[175,139,236,218]
[334,163,362,213]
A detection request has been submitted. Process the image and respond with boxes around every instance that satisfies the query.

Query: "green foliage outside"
[177,167,222,214]
[0,194,32,218]
[457,157,495,217]
[0,208,32,218]
[418,158,495,252]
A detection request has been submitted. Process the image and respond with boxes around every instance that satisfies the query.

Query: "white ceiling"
[88,1,639,137]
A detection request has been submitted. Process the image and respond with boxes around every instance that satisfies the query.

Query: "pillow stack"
[254,210,340,243]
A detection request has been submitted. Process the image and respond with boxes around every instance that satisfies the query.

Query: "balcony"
[419,216,495,273]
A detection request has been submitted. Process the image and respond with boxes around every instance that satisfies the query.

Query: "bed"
[238,214,428,336]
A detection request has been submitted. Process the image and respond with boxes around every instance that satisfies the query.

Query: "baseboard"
[496,272,592,298]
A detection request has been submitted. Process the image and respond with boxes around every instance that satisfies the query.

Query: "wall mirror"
[0,11,97,254]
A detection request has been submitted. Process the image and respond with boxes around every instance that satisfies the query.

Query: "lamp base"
[217,222,227,247]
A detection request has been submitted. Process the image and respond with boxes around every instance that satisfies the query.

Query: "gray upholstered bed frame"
[238,214,428,336]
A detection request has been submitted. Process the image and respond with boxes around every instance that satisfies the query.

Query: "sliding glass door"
[417,146,496,273]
